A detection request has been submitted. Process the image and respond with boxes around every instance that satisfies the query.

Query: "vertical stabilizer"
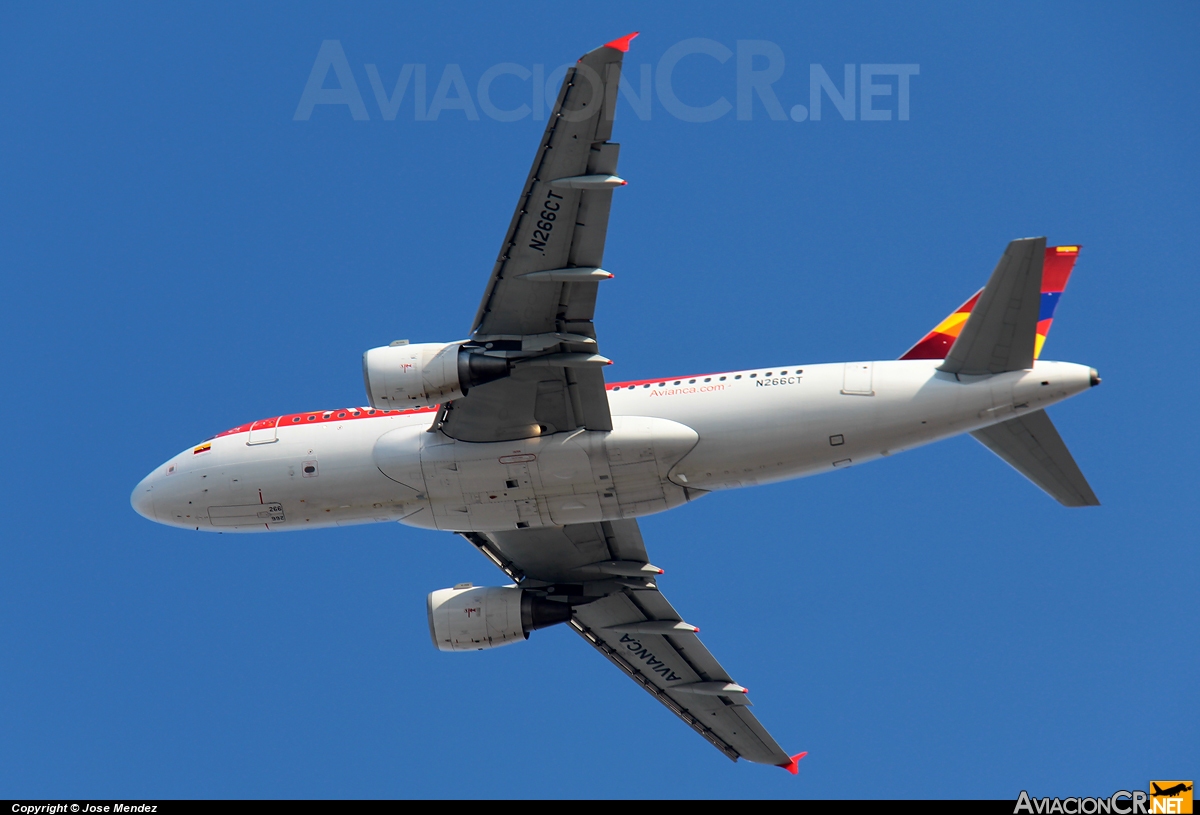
[901,245,1080,363]
[939,237,1045,375]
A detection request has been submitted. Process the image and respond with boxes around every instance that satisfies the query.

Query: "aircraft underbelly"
[634,361,1026,490]
[374,415,700,532]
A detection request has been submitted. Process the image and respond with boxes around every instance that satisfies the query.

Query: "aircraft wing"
[437,35,637,443]
[460,519,799,768]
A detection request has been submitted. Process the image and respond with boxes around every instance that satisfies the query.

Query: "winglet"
[779,751,808,775]
[603,32,639,52]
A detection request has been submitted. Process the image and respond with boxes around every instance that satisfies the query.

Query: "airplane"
[1152,783,1193,798]
[131,32,1101,773]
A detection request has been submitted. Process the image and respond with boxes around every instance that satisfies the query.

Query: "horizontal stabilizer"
[940,237,1046,375]
[971,409,1099,506]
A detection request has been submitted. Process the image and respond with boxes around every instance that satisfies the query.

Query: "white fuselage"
[132,359,1096,533]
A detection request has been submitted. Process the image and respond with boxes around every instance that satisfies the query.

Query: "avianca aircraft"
[132,33,1100,772]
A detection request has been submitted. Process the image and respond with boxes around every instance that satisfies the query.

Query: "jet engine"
[427,584,573,652]
[363,341,511,409]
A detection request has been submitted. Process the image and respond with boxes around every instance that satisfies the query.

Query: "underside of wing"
[570,588,792,766]
[460,519,796,767]
[438,37,636,443]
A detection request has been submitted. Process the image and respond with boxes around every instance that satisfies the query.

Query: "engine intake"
[427,584,573,652]
[363,342,510,409]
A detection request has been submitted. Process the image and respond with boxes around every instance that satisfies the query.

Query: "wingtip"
[779,751,808,775]
[603,32,639,53]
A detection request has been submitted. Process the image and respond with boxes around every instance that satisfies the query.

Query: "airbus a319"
[133,33,1100,772]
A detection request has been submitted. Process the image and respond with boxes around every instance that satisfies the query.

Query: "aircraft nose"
[131,475,157,521]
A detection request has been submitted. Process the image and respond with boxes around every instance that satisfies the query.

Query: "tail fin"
[900,245,1080,361]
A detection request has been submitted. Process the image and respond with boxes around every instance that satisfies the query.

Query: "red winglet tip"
[779,752,808,775]
[657,568,664,574]
[606,273,615,278]
[603,32,639,53]
[619,179,628,185]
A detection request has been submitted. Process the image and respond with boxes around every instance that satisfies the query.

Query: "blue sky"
[2,1,1196,799]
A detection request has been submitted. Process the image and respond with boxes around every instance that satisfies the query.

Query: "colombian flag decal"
[193,443,212,455]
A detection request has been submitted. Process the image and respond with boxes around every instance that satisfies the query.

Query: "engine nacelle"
[363,341,510,409]
[426,584,573,652]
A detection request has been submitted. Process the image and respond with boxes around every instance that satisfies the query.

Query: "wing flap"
[567,143,620,269]
[469,519,647,583]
